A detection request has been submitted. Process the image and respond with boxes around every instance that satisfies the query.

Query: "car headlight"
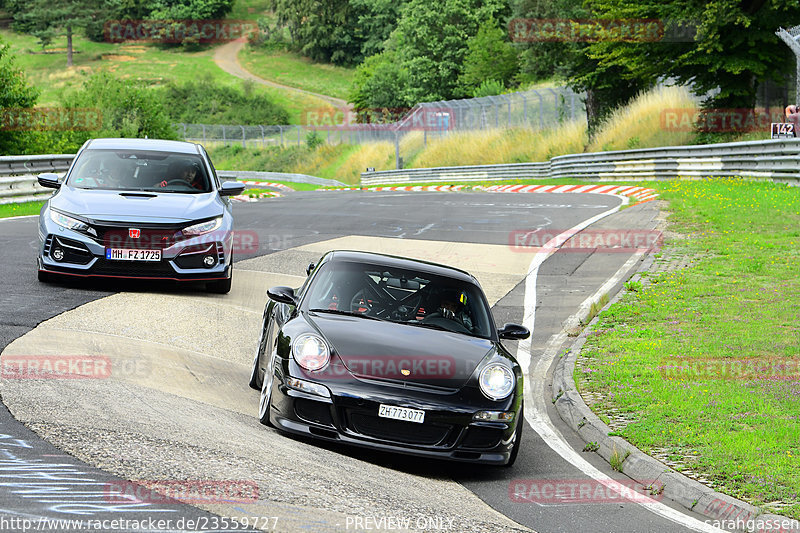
[479,363,515,400]
[292,333,330,371]
[182,217,222,236]
[50,209,89,232]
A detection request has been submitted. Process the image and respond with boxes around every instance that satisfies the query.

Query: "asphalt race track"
[0,191,719,533]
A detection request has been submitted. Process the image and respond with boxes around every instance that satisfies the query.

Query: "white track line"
[515,198,725,533]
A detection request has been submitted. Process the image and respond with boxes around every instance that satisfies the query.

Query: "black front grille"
[90,258,178,277]
[348,412,451,446]
[295,399,334,426]
[91,222,186,250]
[461,426,504,449]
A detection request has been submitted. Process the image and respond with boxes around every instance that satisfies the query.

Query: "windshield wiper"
[400,320,450,332]
[308,308,384,321]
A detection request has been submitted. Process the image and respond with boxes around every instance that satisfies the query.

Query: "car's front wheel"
[505,404,523,467]
[258,351,276,428]
[249,306,272,390]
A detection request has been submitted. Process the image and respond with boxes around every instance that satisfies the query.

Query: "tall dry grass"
[588,85,697,152]
[328,141,395,183]
[410,121,588,169]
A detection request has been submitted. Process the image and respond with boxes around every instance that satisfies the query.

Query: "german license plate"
[378,404,425,424]
[105,248,161,261]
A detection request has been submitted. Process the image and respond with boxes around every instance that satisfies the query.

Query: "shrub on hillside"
[162,78,289,125]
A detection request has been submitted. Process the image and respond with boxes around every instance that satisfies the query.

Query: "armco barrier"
[361,138,800,186]
[0,155,344,204]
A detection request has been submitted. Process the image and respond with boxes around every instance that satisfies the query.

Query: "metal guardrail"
[0,154,345,204]
[361,138,800,186]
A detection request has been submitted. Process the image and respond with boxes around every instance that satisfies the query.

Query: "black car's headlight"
[50,209,89,232]
[292,333,330,371]
[479,363,515,400]
[182,217,222,236]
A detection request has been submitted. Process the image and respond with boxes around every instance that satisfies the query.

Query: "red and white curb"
[321,183,658,203]
[476,183,659,203]
[238,181,295,192]
[231,191,282,202]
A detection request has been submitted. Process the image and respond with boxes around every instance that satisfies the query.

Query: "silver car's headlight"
[50,209,89,232]
[182,217,222,236]
[479,363,515,400]
[292,333,330,371]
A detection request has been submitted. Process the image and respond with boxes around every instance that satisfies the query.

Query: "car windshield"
[67,149,212,193]
[305,260,493,339]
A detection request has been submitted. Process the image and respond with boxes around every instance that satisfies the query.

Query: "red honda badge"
[128,228,141,239]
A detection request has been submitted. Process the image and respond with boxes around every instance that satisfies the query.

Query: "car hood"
[307,312,496,389]
[51,187,221,223]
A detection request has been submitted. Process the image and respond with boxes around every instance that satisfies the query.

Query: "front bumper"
[38,213,233,281]
[267,373,520,465]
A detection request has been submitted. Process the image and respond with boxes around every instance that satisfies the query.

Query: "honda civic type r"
[36,138,244,293]
[250,250,530,466]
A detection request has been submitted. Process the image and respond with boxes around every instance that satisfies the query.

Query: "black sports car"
[249,250,530,466]
[36,138,244,293]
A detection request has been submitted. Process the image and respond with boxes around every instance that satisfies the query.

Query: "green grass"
[227,0,271,19]
[240,46,355,101]
[0,201,45,218]
[577,178,800,519]
[1,28,328,124]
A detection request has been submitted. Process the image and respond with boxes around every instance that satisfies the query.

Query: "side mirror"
[219,181,245,196]
[497,323,530,340]
[267,286,297,305]
[306,263,316,276]
[38,173,61,190]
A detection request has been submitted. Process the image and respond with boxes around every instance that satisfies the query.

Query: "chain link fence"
[176,86,586,149]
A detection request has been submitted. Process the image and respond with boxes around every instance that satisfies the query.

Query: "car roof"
[83,138,201,154]
[323,250,477,284]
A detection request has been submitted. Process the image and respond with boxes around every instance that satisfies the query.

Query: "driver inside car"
[429,287,473,331]
[158,160,204,190]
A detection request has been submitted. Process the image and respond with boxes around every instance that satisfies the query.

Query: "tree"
[0,37,40,155]
[511,0,648,134]
[392,0,509,104]
[11,0,103,66]
[458,19,519,96]
[349,50,411,121]
[584,0,797,112]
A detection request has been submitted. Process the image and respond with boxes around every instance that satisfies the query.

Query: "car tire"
[206,269,232,294]
[249,306,272,390]
[258,351,276,428]
[505,404,523,467]
[37,270,52,283]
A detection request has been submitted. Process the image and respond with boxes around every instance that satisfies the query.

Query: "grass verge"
[0,201,45,218]
[577,178,800,519]
[240,46,355,101]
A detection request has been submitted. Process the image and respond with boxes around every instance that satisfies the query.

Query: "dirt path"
[213,39,349,109]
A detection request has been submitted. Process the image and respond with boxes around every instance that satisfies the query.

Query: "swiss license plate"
[105,248,162,261]
[378,404,425,424]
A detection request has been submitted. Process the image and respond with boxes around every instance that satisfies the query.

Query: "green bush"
[60,72,178,145]
[161,77,289,125]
